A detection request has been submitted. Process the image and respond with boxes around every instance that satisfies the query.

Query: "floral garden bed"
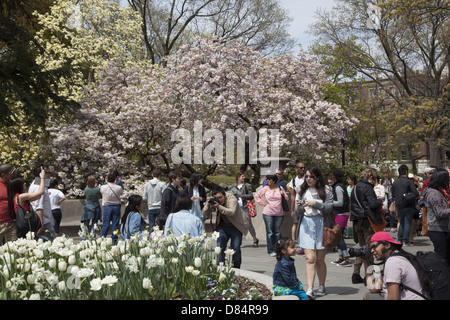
[0,228,271,300]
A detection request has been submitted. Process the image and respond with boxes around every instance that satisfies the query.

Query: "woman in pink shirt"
[255,175,289,256]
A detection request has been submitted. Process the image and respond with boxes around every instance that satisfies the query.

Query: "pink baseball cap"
[371,231,402,246]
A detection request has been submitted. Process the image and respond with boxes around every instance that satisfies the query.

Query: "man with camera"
[364,231,428,300]
[203,186,249,268]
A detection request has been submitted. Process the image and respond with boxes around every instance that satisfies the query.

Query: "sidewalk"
[239,230,436,300]
[59,225,435,300]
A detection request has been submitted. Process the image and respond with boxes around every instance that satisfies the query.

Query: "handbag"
[322,211,341,248]
[16,203,42,236]
[246,199,257,217]
[279,187,289,212]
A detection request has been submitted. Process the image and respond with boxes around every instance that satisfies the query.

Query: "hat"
[369,164,379,171]
[371,231,402,246]
[408,173,414,178]
[424,167,435,174]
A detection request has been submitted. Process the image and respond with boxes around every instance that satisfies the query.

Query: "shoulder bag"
[279,186,289,212]
[16,203,42,237]
[322,211,341,248]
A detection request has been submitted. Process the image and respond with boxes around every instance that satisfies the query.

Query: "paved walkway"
[59,226,435,300]
[239,230,435,300]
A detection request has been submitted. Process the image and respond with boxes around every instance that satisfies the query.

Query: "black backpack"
[390,250,450,300]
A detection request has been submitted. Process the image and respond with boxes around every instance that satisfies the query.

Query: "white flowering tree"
[33,0,145,101]
[46,37,355,195]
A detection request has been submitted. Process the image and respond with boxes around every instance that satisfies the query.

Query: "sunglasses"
[370,242,383,251]
[296,167,305,169]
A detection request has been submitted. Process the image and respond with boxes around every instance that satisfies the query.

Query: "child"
[272,238,309,300]
[120,195,147,240]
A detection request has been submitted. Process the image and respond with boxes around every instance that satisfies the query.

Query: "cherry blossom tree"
[46,38,355,195]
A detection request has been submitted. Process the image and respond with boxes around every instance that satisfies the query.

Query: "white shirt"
[29,179,53,226]
[48,189,64,210]
[288,176,305,201]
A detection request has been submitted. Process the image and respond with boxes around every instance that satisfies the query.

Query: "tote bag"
[246,200,257,217]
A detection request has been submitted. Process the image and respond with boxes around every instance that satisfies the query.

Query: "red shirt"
[14,194,30,217]
[0,180,13,223]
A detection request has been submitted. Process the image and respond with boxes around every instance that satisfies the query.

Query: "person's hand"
[39,169,46,180]
[304,200,316,207]
[211,203,220,209]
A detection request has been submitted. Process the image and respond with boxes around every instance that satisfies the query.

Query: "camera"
[348,244,372,260]
[208,197,220,205]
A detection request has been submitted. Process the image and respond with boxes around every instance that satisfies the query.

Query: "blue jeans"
[337,227,349,258]
[263,214,284,254]
[147,208,160,232]
[217,225,243,268]
[101,205,121,242]
[397,207,416,244]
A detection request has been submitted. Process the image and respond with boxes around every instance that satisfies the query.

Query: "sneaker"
[306,288,315,299]
[315,285,326,297]
[268,252,276,257]
[338,260,352,267]
[331,258,344,265]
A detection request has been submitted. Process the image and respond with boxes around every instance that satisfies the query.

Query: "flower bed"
[0,229,271,300]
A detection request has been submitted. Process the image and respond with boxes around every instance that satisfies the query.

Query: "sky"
[278,0,335,50]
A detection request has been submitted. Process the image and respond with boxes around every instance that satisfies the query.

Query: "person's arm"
[160,189,170,216]
[217,195,238,217]
[278,261,299,290]
[288,181,296,218]
[333,185,344,207]
[18,170,46,205]
[312,190,334,214]
[426,190,450,218]
[386,283,401,300]
[57,192,66,206]
[366,188,383,209]
[239,183,253,200]
[254,186,267,206]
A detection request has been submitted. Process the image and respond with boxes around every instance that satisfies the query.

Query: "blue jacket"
[273,256,299,290]
[164,209,204,237]
[120,211,146,240]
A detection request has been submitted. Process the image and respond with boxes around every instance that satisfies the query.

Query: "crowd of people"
[0,161,449,300]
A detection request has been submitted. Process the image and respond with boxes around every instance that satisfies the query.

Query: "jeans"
[101,205,121,242]
[147,208,161,232]
[337,227,349,258]
[263,214,284,254]
[397,207,416,244]
[217,225,243,268]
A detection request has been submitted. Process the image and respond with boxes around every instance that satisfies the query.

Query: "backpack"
[391,250,450,300]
